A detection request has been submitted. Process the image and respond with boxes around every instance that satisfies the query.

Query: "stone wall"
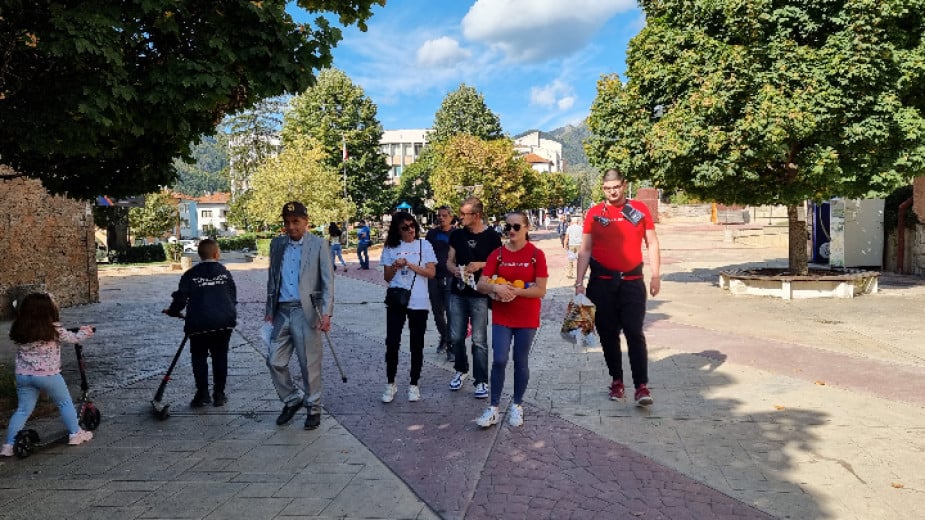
[0,169,99,319]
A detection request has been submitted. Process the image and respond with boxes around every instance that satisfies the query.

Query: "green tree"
[281,68,390,217]
[586,0,925,274]
[538,172,580,209]
[246,135,355,229]
[394,148,438,214]
[428,84,504,143]
[172,135,231,196]
[129,192,178,240]
[431,135,541,217]
[0,0,384,199]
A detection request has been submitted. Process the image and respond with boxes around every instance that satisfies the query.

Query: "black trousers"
[189,329,231,394]
[586,277,648,387]
[385,306,429,385]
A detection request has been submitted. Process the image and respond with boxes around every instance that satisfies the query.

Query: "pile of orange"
[488,276,525,288]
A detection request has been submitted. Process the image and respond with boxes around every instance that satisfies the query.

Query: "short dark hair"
[198,239,219,260]
[461,197,483,215]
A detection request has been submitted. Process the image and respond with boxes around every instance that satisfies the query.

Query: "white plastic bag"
[561,293,596,344]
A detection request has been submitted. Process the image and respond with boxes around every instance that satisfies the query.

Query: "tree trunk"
[106,207,130,250]
[787,203,809,275]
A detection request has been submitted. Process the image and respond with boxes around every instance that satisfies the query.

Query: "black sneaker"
[304,413,321,430]
[190,390,211,408]
[276,402,303,425]
[212,392,227,407]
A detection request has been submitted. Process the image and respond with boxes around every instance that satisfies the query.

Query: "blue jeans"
[449,294,490,384]
[5,373,79,444]
[490,325,537,406]
[356,241,370,269]
[330,243,347,268]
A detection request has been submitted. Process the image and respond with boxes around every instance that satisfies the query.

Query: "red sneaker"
[608,380,625,400]
[634,384,653,406]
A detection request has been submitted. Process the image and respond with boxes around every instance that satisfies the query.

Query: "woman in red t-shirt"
[474,211,548,428]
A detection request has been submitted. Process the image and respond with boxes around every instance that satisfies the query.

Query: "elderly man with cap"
[265,201,335,429]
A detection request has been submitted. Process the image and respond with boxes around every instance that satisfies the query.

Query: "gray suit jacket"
[266,233,335,321]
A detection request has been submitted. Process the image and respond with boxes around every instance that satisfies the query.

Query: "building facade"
[380,129,427,184]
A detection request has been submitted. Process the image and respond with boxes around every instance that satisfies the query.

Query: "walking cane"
[309,295,348,383]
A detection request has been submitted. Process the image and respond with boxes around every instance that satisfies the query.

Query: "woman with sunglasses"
[379,212,437,403]
[473,211,548,427]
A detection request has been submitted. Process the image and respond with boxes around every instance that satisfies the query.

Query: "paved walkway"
[2,218,924,519]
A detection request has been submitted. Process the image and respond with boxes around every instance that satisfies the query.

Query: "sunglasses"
[504,223,524,232]
[400,224,415,231]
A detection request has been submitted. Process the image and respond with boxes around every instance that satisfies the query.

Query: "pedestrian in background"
[380,212,436,403]
[265,201,335,430]
[446,197,501,399]
[356,220,372,270]
[163,239,237,408]
[425,206,455,361]
[474,211,548,428]
[328,222,348,272]
[565,215,583,278]
[575,169,661,406]
[557,214,568,249]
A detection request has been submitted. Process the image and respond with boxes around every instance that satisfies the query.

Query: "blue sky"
[291,0,644,134]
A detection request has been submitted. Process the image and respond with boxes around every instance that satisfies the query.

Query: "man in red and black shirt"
[575,168,661,406]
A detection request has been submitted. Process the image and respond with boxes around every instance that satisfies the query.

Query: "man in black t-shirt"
[425,206,455,361]
[446,197,502,399]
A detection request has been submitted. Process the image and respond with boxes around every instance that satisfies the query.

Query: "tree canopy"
[0,0,383,199]
[586,0,925,271]
[428,84,505,143]
[281,68,391,217]
[430,135,542,217]
[245,135,355,229]
[129,192,177,240]
[172,135,230,196]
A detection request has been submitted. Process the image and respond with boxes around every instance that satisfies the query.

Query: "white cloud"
[530,80,576,111]
[461,0,636,62]
[416,37,472,68]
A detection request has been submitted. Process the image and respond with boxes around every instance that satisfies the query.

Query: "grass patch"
[0,362,57,429]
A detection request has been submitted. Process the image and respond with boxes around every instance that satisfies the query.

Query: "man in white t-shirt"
[565,215,584,278]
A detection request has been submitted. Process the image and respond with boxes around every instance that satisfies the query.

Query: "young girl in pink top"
[2,293,95,456]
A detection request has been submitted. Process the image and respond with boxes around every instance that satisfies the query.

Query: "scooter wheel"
[13,430,38,459]
[80,405,102,431]
[157,405,170,421]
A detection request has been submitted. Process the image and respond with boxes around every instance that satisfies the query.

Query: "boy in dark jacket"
[164,239,237,407]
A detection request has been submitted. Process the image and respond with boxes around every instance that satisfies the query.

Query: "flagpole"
[342,134,348,199]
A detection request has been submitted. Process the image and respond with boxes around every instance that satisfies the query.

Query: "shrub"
[217,235,257,251]
[256,238,272,257]
[164,243,183,262]
[110,244,166,263]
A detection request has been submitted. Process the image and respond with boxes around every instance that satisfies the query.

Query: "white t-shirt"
[566,223,584,247]
[380,239,437,310]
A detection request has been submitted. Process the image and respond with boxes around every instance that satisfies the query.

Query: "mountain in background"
[515,119,592,172]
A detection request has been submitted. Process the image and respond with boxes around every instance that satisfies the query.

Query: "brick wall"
[0,168,99,319]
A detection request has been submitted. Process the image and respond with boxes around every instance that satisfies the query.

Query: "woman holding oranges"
[474,211,548,428]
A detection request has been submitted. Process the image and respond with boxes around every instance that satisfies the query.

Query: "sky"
[290,0,645,135]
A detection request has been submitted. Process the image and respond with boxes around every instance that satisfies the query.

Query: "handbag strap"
[408,239,421,291]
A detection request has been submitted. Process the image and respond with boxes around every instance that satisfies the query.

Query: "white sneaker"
[473,382,489,399]
[449,371,468,391]
[508,404,524,427]
[408,385,421,402]
[68,429,93,446]
[476,406,499,428]
[381,383,397,403]
[0,443,13,457]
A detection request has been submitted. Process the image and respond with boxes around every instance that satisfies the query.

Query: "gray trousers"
[267,303,323,414]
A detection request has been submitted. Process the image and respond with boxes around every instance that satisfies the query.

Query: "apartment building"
[380,129,427,184]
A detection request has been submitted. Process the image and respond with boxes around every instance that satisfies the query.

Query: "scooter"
[13,329,101,458]
[150,333,190,421]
